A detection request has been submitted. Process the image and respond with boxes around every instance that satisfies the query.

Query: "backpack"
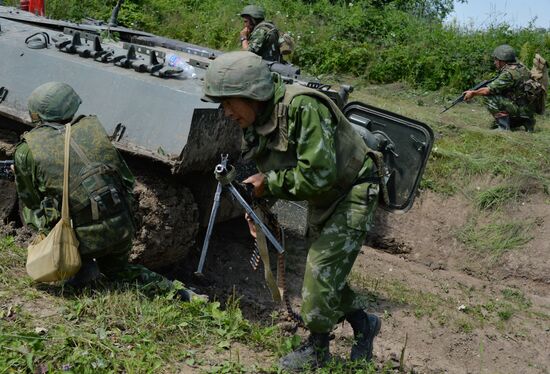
[256,22,295,58]
[23,116,136,258]
[526,53,548,115]
[278,32,295,57]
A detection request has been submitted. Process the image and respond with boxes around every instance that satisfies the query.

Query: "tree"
[369,0,467,20]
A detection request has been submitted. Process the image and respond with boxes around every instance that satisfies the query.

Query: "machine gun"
[196,154,302,325]
[441,76,498,113]
[0,160,14,180]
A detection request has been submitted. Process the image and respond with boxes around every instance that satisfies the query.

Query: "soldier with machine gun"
[203,51,381,370]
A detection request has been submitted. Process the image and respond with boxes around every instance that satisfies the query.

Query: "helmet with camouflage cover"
[492,44,517,63]
[28,82,82,123]
[240,5,265,21]
[202,51,275,102]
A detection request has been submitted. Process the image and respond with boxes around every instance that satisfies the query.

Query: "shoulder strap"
[61,123,71,221]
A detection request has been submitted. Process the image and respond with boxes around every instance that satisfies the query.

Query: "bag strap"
[61,123,71,221]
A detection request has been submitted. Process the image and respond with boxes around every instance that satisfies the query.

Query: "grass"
[0,236,289,373]
[475,185,523,210]
[457,216,534,257]
[349,269,538,335]
[352,84,550,199]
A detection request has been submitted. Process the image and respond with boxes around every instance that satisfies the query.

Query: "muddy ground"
[176,190,549,373]
[2,183,549,373]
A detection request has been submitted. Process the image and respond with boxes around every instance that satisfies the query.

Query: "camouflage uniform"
[242,76,379,333]
[15,116,174,290]
[247,21,281,62]
[486,63,534,124]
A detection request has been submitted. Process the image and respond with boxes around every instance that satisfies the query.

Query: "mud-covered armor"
[15,115,136,260]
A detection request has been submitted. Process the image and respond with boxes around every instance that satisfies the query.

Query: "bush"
[39,0,550,90]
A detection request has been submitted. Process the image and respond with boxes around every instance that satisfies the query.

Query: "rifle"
[441,76,498,114]
[0,160,14,181]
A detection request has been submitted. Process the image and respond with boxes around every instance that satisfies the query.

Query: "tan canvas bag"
[26,123,81,282]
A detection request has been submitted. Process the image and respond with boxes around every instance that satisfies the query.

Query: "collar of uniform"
[254,74,286,136]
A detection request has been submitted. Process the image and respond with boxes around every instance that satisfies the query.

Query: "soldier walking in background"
[14,82,202,301]
[464,44,536,132]
[203,52,381,370]
[239,5,282,62]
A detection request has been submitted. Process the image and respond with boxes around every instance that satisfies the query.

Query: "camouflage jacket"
[14,116,136,257]
[242,76,373,215]
[248,21,281,62]
[488,63,531,102]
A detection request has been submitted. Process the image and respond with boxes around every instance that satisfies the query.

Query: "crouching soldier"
[202,52,381,370]
[464,44,536,132]
[14,82,201,301]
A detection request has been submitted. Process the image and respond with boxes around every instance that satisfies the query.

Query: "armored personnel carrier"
[0,5,434,270]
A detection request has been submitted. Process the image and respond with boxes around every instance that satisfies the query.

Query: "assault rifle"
[441,76,498,114]
[0,160,14,181]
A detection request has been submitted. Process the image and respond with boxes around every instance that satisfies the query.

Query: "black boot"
[524,117,535,133]
[65,259,101,288]
[345,309,381,361]
[495,116,511,131]
[279,332,330,371]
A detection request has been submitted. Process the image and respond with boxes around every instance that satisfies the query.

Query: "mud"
[130,174,199,271]
[178,190,550,373]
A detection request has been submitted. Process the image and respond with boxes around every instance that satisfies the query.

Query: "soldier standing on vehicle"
[203,52,381,370]
[14,82,202,301]
[239,5,282,62]
[464,44,535,132]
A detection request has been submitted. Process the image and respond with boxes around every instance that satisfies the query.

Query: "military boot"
[495,116,511,131]
[345,309,381,361]
[65,259,101,288]
[279,332,330,371]
[524,117,536,133]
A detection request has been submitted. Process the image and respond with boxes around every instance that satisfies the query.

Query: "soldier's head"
[492,44,517,68]
[240,5,265,31]
[203,51,274,129]
[28,82,81,124]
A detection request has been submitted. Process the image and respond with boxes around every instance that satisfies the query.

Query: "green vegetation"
[457,216,534,256]
[6,0,544,90]
[475,185,523,210]
[0,237,287,373]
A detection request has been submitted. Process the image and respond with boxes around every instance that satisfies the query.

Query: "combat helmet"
[492,44,517,63]
[28,82,82,123]
[240,5,265,21]
[202,51,275,102]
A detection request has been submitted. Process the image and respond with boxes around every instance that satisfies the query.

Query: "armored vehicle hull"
[0,6,434,271]
[0,6,243,269]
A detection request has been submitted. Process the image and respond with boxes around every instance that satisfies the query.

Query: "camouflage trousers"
[484,96,533,119]
[93,244,177,295]
[301,182,378,333]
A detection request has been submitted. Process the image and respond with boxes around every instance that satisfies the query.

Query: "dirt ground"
[2,176,548,373]
[178,190,550,374]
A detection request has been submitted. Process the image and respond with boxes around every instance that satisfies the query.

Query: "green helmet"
[492,44,517,63]
[202,51,275,102]
[28,82,81,123]
[240,5,265,20]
